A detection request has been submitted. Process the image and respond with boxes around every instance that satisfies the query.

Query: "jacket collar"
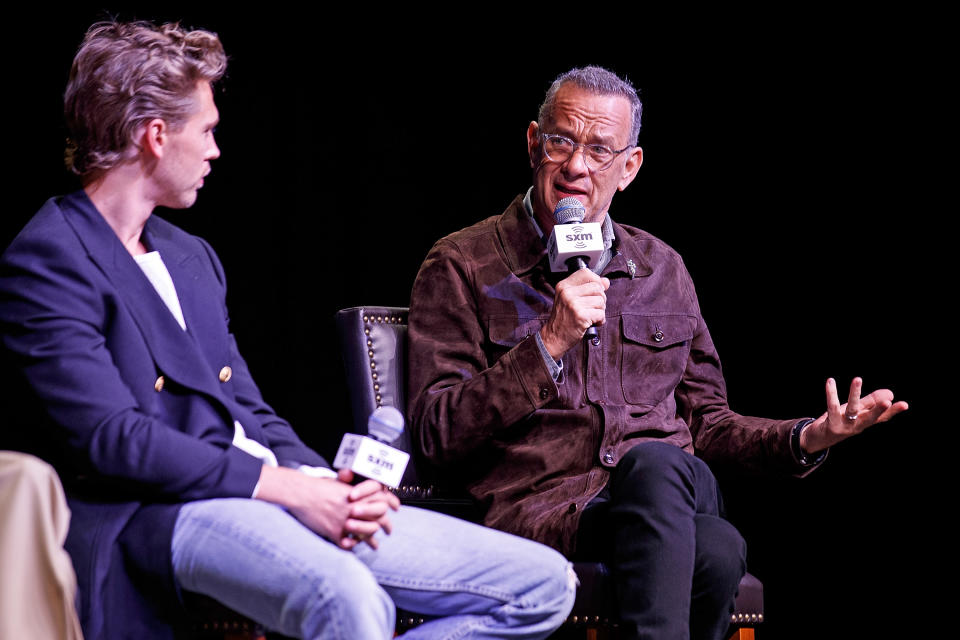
[496,195,546,275]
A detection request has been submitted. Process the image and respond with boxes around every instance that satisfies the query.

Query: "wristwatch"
[791,418,828,466]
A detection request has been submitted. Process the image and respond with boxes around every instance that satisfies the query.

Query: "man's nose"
[562,145,589,175]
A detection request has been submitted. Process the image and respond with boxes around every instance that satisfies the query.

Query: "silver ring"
[844,412,858,421]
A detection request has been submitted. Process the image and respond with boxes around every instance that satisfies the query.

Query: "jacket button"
[539,387,549,400]
[567,503,577,514]
[219,366,232,383]
[653,330,664,342]
[603,452,615,464]
[154,376,165,392]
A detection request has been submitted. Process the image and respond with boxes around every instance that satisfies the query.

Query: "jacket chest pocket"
[486,316,546,364]
[620,314,696,406]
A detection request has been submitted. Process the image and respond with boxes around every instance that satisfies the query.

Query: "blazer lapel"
[61,191,223,399]
[143,216,232,375]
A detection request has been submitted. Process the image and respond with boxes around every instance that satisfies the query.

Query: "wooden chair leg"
[728,628,755,640]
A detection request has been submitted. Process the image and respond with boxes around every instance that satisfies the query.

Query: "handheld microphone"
[546,198,604,273]
[545,197,604,342]
[333,406,410,488]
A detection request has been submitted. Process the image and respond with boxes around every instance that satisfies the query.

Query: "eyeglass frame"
[538,132,634,171]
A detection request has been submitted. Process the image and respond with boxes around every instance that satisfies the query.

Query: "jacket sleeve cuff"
[507,335,559,410]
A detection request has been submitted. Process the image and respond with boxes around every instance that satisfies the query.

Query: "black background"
[6,6,940,639]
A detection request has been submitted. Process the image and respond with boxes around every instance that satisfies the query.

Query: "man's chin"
[159,193,199,210]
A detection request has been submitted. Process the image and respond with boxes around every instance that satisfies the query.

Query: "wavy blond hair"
[64,21,227,176]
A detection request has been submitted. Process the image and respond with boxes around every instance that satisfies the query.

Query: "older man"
[0,21,575,640]
[407,66,907,639]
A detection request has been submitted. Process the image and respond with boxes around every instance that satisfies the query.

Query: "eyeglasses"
[539,133,632,171]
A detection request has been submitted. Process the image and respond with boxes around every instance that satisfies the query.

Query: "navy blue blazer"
[0,191,328,639]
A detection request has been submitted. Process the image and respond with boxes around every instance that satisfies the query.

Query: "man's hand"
[334,469,401,550]
[255,466,399,550]
[540,268,610,359]
[800,377,909,455]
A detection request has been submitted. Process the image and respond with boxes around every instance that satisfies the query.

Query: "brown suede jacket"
[408,195,807,555]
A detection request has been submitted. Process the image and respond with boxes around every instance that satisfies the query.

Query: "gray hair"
[537,66,643,146]
[64,21,227,177]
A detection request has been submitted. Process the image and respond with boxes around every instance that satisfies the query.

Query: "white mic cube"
[333,434,410,488]
[547,221,605,272]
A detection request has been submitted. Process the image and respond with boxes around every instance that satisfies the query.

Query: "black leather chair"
[335,306,764,640]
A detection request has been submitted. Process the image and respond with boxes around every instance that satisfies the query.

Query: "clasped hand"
[257,466,400,550]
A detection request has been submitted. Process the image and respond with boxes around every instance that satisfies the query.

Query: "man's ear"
[617,146,644,192]
[139,118,168,159]
[526,121,540,169]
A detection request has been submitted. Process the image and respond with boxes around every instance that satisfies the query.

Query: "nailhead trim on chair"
[363,312,407,409]
[565,615,616,626]
[402,612,768,631]
[362,311,439,501]
[197,618,262,633]
[731,613,763,624]
[395,484,435,499]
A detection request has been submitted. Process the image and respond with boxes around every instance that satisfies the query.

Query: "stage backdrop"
[5,8,938,639]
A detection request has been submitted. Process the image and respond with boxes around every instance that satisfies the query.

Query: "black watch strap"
[791,418,827,466]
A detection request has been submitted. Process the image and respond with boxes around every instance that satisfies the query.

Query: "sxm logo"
[366,454,395,471]
[565,225,593,249]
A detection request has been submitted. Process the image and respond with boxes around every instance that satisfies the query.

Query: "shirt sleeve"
[534,332,563,381]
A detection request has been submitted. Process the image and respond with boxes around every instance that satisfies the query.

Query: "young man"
[0,21,575,640]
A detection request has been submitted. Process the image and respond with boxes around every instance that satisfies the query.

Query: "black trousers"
[574,442,746,640]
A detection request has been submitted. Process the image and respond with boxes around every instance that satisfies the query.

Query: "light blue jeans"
[172,499,576,639]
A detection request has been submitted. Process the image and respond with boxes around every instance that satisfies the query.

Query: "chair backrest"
[334,306,425,491]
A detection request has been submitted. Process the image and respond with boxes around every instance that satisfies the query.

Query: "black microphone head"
[553,197,585,225]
